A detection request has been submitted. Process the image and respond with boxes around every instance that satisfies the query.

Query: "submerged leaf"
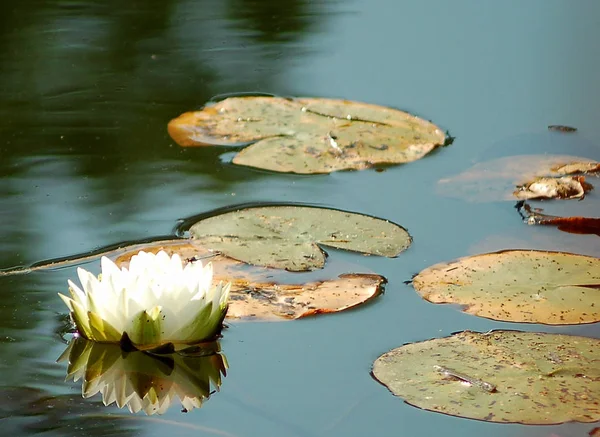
[114,241,386,321]
[372,330,600,424]
[437,154,598,202]
[412,250,600,324]
[168,96,447,174]
[188,205,411,271]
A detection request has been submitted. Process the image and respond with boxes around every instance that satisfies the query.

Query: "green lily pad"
[188,205,411,271]
[167,96,447,174]
[372,330,600,424]
[412,250,600,324]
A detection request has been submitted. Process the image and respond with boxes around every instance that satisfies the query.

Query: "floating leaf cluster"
[21,95,596,422]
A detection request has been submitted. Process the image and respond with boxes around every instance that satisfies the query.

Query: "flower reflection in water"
[58,338,227,415]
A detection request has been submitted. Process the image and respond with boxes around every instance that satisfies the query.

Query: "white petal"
[169,252,184,273]
[67,279,88,309]
[218,282,232,308]
[76,267,99,296]
[100,256,122,282]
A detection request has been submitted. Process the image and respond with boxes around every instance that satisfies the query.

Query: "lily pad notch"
[168,95,449,174]
[187,204,412,271]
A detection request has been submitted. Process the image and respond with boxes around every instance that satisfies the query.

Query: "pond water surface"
[1,1,599,436]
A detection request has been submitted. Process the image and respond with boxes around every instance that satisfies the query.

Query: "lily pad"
[437,154,598,202]
[225,273,385,320]
[412,250,600,324]
[372,330,600,424]
[188,205,411,271]
[167,96,447,174]
[114,241,386,321]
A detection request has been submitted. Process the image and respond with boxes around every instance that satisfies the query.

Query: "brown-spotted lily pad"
[412,250,600,324]
[167,96,447,174]
[372,330,600,424]
[437,154,598,202]
[514,176,591,200]
[114,240,386,321]
[225,273,385,320]
[188,205,411,271]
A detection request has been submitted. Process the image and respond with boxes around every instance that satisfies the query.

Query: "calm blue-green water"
[1,1,599,436]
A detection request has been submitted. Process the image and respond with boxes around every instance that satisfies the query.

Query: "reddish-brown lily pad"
[168,96,447,174]
[412,250,600,324]
[114,240,386,321]
[516,201,600,237]
[372,330,600,424]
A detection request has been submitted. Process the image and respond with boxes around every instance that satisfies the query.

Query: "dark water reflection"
[0,1,599,436]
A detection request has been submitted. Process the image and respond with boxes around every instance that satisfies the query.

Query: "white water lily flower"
[59,250,231,348]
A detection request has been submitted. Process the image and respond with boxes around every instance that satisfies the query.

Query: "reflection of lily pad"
[437,154,598,202]
[58,338,227,415]
[372,330,600,424]
[188,205,411,271]
[412,250,600,324]
[167,96,447,174]
[115,241,386,321]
